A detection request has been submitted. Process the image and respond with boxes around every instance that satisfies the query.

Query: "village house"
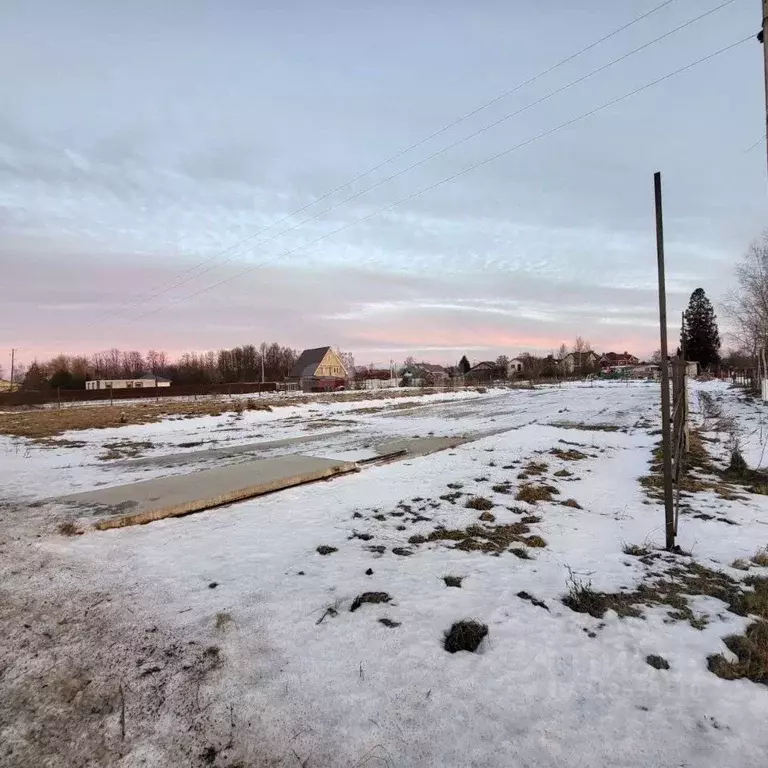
[466,361,498,382]
[599,351,639,369]
[507,358,524,377]
[560,350,601,374]
[290,347,347,391]
[400,362,449,386]
[85,373,171,390]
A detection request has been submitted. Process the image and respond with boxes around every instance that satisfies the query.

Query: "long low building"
[85,373,171,390]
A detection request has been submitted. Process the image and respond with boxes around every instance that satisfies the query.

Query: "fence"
[670,359,689,538]
[0,381,280,408]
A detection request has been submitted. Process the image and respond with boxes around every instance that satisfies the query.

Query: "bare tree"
[519,353,545,386]
[650,349,662,364]
[724,233,768,383]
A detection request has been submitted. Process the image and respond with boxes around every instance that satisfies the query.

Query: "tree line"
[17,344,300,390]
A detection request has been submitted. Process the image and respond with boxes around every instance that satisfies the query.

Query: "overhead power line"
[127,34,752,324]
[113,0,682,314]
[118,0,735,303]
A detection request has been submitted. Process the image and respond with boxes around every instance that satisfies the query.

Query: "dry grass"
[708,621,768,683]
[523,460,548,476]
[515,483,559,504]
[0,387,449,440]
[751,547,768,567]
[560,498,582,509]
[57,521,82,536]
[563,562,767,641]
[409,518,545,555]
[550,448,588,461]
[444,575,463,588]
[550,421,621,433]
[732,558,752,571]
[623,543,651,557]
[98,439,155,461]
[444,620,488,653]
[464,496,494,511]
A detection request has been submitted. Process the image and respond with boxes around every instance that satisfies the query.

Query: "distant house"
[290,347,347,391]
[85,373,171,391]
[466,361,497,382]
[400,362,449,386]
[599,351,639,369]
[0,379,13,392]
[560,350,601,374]
[507,358,524,377]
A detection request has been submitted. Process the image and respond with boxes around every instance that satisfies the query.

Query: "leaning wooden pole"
[654,172,676,550]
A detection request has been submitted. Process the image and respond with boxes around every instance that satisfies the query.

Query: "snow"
[3,381,768,766]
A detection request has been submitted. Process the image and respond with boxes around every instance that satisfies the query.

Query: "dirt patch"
[516,483,559,504]
[554,469,574,478]
[560,498,582,509]
[350,592,391,612]
[444,620,488,653]
[58,521,83,536]
[378,618,401,628]
[517,591,549,611]
[98,439,156,461]
[478,511,496,522]
[316,545,338,556]
[646,654,670,670]
[444,576,463,588]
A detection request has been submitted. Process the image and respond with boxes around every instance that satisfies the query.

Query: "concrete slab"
[111,430,350,469]
[57,454,358,530]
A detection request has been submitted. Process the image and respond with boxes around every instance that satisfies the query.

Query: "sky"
[1,0,766,369]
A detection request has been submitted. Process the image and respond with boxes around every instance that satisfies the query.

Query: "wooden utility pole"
[654,172,675,550]
[9,348,16,391]
[762,0,768,175]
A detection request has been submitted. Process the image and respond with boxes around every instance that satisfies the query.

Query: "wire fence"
[671,359,689,536]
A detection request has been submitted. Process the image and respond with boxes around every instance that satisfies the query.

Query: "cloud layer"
[1,1,765,366]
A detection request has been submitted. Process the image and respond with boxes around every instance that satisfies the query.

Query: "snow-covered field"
[2,382,768,767]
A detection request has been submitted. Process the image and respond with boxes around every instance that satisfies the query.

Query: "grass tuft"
[444,575,463,588]
[516,483,559,504]
[550,448,588,461]
[57,521,82,536]
[444,620,488,653]
[751,547,768,567]
[623,543,651,557]
[464,496,494,511]
[707,620,768,684]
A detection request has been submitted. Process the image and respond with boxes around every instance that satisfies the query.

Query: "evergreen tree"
[681,288,720,369]
[458,355,471,375]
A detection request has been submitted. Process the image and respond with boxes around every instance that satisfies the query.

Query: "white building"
[507,358,524,376]
[85,373,171,390]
